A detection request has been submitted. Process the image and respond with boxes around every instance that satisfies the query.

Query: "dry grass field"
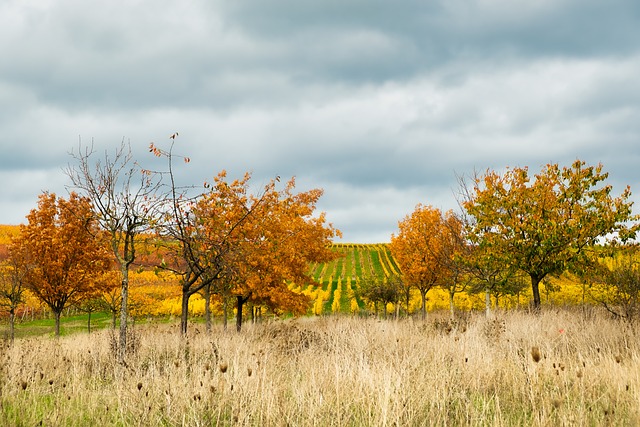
[1,309,639,426]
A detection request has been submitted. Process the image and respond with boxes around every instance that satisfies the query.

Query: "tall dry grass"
[0,309,639,426]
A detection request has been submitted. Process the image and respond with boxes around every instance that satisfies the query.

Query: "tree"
[460,240,523,316]
[75,297,103,334]
[437,212,469,318]
[75,270,120,333]
[462,161,638,309]
[151,137,260,335]
[357,273,402,318]
[0,249,28,342]
[14,193,111,336]
[189,171,262,333]
[390,205,457,320]
[152,136,340,333]
[94,270,123,329]
[66,141,161,362]
[226,178,340,331]
[589,244,640,322]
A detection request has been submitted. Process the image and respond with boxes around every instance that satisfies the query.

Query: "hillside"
[292,243,401,315]
[300,243,597,315]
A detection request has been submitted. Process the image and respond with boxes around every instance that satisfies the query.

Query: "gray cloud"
[2,0,640,242]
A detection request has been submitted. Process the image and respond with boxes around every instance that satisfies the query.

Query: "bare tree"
[66,140,161,363]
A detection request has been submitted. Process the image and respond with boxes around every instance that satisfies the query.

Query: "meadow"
[1,309,639,426]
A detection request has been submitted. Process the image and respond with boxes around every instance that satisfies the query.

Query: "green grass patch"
[1,311,179,339]
[1,311,114,339]
[369,249,386,278]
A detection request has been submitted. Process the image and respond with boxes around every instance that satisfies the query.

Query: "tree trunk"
[531,275,542,310]
[582,282,587,319]
[118,271,129,364]
[236,295,244,333]
[203,284,212,334]
[9,309,15,342]
[420,288,427,321]
[485,286,491,317]
[405,287,411,317]
[111,309,117,329]
[180,289,191,335]
[54,311,62,337]
[449,289,455,319]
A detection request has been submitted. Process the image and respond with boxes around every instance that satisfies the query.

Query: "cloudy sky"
[2,0,640,243]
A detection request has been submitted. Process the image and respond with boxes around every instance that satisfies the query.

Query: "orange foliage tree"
[189,170,257,332]
[152,135,340,333]
[13,193,111,336]
[0,248,29,341]
[151,136,260,334]
[218,177,341,332]
[436,212,469,317]
[390,205,460,320]
[462,161,639,309]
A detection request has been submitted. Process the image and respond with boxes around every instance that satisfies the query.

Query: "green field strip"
[351,278,367,310]
[339,279,353,312]
[311,262,324,282]
[342,250,349,279]
[359,248,370,277]
[320,258,337,284]
[334,258,344,281]
[383,246,401,274]
[369,250,386,279]
[346,247,356,279]
[360,248,375,278]
[353,247,363,277]
[314,261,330,283]
[324,279,338,313]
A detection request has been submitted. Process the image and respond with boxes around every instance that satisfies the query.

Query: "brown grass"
[0,309,639,426]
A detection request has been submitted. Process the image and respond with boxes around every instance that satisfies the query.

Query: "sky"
[2,0,640,243]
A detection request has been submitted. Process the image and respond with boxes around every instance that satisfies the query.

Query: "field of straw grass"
[1,309,639,426]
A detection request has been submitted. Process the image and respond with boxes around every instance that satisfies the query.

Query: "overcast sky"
[2,0,640,243]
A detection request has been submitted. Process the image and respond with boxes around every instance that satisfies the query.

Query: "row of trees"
[2,150,638,353]
[0,137,340,363]
[389,161,640,320]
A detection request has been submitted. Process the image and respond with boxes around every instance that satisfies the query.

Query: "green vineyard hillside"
[290,243,401,315]
[292,243,470,315]
[293,243,598,316]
